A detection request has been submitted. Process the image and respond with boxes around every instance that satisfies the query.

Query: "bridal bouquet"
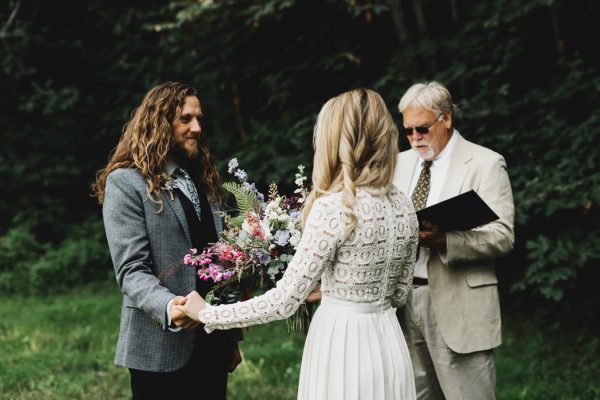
[181,159,312,330]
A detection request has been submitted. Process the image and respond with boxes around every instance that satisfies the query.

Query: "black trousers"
[129,329,235,400]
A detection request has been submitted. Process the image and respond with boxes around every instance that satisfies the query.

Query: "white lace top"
[199,186,418,333]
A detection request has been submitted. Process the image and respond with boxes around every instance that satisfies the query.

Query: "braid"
[302,88,398,239]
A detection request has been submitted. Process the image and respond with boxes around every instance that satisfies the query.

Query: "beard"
[172,137,199,160]
[411,139,435,160]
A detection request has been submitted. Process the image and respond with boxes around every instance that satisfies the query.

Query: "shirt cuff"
[166,298,183,332]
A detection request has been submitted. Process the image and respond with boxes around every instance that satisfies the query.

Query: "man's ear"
[443,112,453,130]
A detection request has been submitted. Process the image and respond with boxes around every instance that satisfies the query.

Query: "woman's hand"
[306,282,322,303]
[176,291,207,322]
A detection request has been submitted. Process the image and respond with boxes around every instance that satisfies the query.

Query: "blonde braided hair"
[302,88,399,239]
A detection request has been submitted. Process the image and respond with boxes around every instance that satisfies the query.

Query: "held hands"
[169,296,200,330]
[418,220,447,250]
[175,291,207,323]
[305,282,322,303]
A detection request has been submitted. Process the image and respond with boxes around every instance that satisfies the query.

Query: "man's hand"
[418,221,447,250]
[170,296,200,330]
[305,282,322,303]
[228,344,242,373]
[175,291,207,322]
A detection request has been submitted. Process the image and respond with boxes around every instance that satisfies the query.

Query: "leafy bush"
[0,217,112,294]
[0,0,598,301]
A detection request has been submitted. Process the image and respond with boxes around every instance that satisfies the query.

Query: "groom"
[95,82,241,399]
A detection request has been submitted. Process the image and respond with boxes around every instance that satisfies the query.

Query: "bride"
[178,88,418,399]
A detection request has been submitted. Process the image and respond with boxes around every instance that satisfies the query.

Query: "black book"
[416,190,499,231]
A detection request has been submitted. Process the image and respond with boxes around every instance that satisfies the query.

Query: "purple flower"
[243,181,265,202]
[234,169,247,183]
[255,250,272,266]
[274,230,291,246]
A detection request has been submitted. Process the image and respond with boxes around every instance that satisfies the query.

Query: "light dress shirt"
[408,130,459,279]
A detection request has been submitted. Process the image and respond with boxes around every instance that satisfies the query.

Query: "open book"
[416,190,499,231]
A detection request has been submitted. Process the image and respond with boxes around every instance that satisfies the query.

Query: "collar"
[165,159,180,176]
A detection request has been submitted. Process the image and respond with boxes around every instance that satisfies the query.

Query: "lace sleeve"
[391,195,419,308]
[199,196,344,333]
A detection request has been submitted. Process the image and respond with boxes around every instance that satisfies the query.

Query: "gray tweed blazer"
[103,167,223,372]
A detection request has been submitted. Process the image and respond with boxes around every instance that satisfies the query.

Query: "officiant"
[392,81,515,400]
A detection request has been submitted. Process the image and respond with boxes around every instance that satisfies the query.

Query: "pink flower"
[183,254,193,265]
[199,257,212,266]
[245,212,266,240]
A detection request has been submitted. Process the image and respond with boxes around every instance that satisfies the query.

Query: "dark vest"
[175,187,218,297]
[176,185,242,350]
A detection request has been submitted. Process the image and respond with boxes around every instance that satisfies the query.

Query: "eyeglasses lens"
[402,126,430,136]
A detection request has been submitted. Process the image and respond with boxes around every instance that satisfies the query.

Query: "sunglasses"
[401,113,443,136]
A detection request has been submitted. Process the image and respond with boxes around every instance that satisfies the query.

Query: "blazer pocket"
[123,295,137,308]
[466,268,498,288]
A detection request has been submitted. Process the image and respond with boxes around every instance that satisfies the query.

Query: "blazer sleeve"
[198,196,343,333]
[103,170,176,329]
[442,155,515,265]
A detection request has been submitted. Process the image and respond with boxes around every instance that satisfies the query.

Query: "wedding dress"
[198,187,418,399]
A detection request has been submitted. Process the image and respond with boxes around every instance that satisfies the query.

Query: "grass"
[0,284,598,399]
[496,307,600,400]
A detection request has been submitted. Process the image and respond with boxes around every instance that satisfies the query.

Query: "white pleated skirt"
[297,297,416,400]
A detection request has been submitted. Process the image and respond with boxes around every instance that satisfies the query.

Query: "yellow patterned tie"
[411,160,432,210]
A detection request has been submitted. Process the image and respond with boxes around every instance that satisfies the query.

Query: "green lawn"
[1,284,598,399]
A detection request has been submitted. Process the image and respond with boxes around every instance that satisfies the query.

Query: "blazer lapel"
[162,190,192,244]
[209,202,223,237]
[394,150,420,195]
[439,133,472,201]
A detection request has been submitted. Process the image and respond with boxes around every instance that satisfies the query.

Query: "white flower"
[227,158,239,174]
[241,220,251,235]
[260,220,273,240]
[289,232,301,248]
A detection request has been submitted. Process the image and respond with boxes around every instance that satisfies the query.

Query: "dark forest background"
[1,0,598,315]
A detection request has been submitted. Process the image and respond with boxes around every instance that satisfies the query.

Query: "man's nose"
[190,118,201,132]
[408,130,424,139]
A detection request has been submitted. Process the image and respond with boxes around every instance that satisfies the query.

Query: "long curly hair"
[92,82,222,209]
[302,88,399,239]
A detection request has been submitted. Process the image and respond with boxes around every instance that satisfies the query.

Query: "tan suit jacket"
[393,132,515,354]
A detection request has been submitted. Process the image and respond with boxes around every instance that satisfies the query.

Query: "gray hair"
[398,81,458,115]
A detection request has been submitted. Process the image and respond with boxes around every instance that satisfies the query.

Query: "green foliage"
[0,223,45,293]
[0,217,112,294]
[512,230,600,301]
[0,0,598,301]
[223,181,261,213]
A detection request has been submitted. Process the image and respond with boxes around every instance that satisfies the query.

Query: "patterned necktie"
[411,160,433,211]
[175,168,202,221]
